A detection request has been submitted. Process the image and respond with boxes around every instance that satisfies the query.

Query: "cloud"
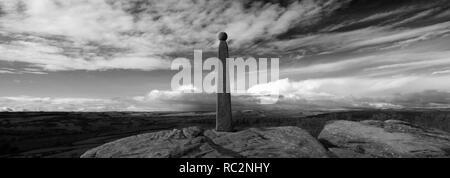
[0,96,118,111]
[389,90,450,108]
[1,0,448,73]
[246,76,450,109]
[118,75,450,111]
[432,70,450,75]
[1,0,134,44]
[0,69,15,74]
[2,76,450,112]
[248,78,334,100]
[0,67,48,74]
[0,0,350,72]
[281,44,450,80]
[0,39,170,71]
[264,20,450,57]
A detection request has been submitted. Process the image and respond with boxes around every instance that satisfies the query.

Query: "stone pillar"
[216,32,233,132]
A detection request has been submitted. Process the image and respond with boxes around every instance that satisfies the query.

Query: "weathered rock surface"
[318,120,450,158]
[81,126,328,158]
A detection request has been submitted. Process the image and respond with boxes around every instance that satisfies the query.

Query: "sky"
[0,0,450,111]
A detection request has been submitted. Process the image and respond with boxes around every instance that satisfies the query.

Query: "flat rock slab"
[81,126,328,158]
[319,120,450,158]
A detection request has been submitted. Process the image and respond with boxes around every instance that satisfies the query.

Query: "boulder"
[318,120,450,158]
[81,126,328,158]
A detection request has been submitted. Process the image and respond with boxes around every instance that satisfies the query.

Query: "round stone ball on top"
[218,32,228,41]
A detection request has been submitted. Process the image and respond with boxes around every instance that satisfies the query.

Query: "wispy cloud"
[0,96,117,111]
[432,69,450,75]
[0,0,350,71]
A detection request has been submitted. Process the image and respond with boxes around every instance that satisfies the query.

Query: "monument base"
[216,92,233,132]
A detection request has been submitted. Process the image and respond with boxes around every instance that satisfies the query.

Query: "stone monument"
[216,32,233,132]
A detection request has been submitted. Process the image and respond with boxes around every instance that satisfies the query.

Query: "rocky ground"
[82,119,450,158]
[81,126,328,158]
[1,109,450,158]
[319,120,450,158]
